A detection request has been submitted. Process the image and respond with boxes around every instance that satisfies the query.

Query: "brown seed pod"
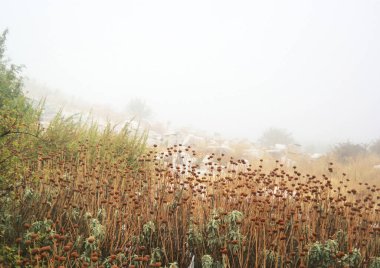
[87,236,95,244]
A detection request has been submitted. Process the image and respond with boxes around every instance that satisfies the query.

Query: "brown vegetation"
[2,143,379,267]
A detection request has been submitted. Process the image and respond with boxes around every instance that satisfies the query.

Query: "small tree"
[333,142,367,162]
[125,98,152,121]
[258,127,295,147]
[369,139,380,156]
[0,30,42,193]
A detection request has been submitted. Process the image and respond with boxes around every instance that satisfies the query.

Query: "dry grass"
[1,143,379,267]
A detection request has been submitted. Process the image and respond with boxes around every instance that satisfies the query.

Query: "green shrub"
[307,240,338,268]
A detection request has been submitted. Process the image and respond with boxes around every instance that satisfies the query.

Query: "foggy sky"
[1,0,380,145]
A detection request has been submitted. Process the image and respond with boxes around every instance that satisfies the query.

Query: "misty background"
[1,0,379,151]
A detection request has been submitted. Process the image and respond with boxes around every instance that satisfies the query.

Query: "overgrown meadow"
[1,31,380,268]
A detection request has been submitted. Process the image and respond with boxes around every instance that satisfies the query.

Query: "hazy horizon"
[1,0,379,146]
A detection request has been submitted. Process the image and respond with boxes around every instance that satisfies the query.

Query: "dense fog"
[1,0,379,148]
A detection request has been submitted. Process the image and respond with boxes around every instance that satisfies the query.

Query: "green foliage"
[370,257,380,268]
[226,210,244,254]
[143,221,156,238]
[0,245,18,267]
[307,240,338,268]
[265,250,282,268]
[188,223,203,251]
[0,30,42,193]
[141,220,156,246]
[206,214,221,250]
[341,248,361,267]
[336,229,348,251]
[150,247,162,264]
[201,254,213,268]
[0,30,23,102]
[25,219,55,247]
[39,111,147,167]
[226,210,243,227]
[88,218,105,242]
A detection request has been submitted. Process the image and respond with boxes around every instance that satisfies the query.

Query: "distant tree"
[369,139,380,156]
[333,142,367,162]
[258,128,295,147]
[125,98,152,121]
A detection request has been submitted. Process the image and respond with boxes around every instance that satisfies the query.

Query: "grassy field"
[1,30,380,268]
[1,138,380,267]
